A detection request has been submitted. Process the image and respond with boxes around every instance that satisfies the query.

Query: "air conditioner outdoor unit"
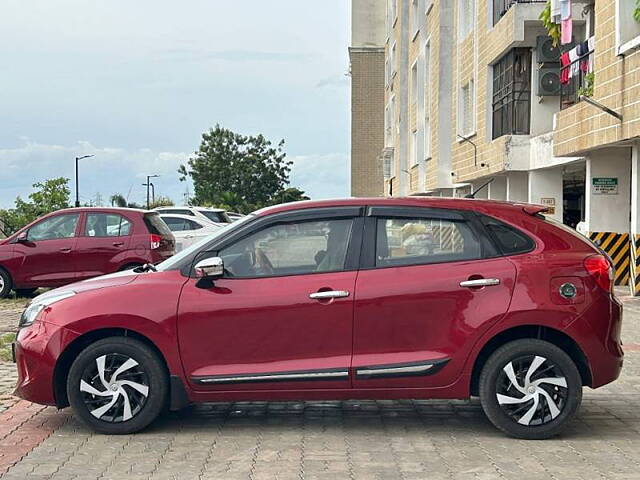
[536,36,560,63]
[537,66,561,96]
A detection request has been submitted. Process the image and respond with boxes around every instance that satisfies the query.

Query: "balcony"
[493,0,546,26]
[560,47,595,110]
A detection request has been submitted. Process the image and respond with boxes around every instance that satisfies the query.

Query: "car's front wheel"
[479,339,582,440]
[66,337,168,434]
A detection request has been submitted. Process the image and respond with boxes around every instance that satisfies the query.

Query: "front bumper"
[13,321,78,406]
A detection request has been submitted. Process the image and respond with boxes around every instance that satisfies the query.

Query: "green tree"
[110,194,144,209]
[0,178,70,235]
[148,196,174,209]
[179,125,306,213]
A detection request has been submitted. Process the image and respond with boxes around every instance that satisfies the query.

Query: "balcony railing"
[560,49,595,110]
[493,0,546,26]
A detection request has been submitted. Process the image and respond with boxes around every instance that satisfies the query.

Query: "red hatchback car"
[0,207,175,298]
[13,198,623,439]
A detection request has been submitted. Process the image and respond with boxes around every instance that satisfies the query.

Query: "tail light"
[584,254,614,292]
[150,234,162,250]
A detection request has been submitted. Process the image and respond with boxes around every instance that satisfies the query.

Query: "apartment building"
[351,0,640,291]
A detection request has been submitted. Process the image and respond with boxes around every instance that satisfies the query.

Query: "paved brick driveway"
[1,291,639,480]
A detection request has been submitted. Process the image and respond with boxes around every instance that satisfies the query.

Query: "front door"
[177,214,361,391]
[15,213,81,286]
[352,208,516,389]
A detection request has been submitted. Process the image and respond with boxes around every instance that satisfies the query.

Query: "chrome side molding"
[192,368,349,385]
[355,359,449,380]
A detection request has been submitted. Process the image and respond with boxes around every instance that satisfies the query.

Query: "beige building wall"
[350,0,386,197]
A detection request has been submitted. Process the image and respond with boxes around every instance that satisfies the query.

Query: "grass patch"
[0,332,16,362]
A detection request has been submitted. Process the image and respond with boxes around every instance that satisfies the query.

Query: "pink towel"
[561,0,572,45]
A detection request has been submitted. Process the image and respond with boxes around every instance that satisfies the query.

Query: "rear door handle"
[460,278,500,288]
[112,242,124,247]
[59,248,72,253]
[309,290,350,300]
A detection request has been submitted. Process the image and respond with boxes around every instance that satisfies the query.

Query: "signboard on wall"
[592,177,619,195]
[540,197,556,214]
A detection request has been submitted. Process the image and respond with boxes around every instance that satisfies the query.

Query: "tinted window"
[220,219,353,278]
[185,219,203,230]
[28,214,80,241]
[375,217,481,267]
[144,213,173,236]
[162,217,187,232]
[481,215,534,255]
[85,213,132,237]
[199,210,231,223]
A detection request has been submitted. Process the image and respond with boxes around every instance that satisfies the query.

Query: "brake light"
[584,254,613,292]
[150,234,162,250]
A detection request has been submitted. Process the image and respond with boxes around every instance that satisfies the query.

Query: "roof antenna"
[465,178,495,199]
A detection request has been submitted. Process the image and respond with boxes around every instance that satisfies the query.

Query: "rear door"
[352,207,516,389]
[75,212,133,279]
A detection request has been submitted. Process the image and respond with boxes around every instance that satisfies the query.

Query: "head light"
[19,291,76,328]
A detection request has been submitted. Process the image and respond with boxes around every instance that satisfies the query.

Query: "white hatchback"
[158,214,222,252]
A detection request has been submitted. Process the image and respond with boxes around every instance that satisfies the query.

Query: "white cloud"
[290,153,350,199]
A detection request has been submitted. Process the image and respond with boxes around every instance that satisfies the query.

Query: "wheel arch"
[469,325,592,396]
[53,327,174,409]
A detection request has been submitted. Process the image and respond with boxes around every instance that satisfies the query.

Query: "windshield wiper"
[134,263,157,273]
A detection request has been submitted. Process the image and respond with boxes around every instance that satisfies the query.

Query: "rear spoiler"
[521,204,549,216]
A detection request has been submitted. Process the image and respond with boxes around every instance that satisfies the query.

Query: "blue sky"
[0,0,351,208]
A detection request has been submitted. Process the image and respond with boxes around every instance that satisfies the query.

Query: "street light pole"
[144,175,160,209]
[75,155,95,207]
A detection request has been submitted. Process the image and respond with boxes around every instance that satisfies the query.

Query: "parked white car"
[154,206,231,224]
[227,212,245,222]
[158,214,222,252]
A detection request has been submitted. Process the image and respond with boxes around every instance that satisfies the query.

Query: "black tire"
[66,337,168,434]
[479,339,582,440]
[0,268,12,299]
[14,288,38,298]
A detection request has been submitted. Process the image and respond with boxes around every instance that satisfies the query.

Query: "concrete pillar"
[489,176,507,201]
[631,143,640,236]
[506,172,528,202]
[528,168,563,222]
[585,149,631,234]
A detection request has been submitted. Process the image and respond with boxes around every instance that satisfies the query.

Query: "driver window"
[219,218,354,278]
[28,214,80,241]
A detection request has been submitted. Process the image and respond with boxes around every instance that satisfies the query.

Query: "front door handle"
[59,247,72,253]
[309,290,350,300]
[460,278,500,288]
[112,242,124,247]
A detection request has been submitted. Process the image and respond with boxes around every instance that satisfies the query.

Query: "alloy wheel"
[496,355,568,426]
[79,353,149,423]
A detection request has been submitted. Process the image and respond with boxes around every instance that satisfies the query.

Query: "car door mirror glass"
[15,231,28,243]
[194,257,224,279]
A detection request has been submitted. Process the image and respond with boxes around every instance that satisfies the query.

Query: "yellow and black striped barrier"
[630,235,640,296]
[589,232,631,286]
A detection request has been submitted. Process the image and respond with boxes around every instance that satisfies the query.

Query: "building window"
[424,41,432,159]
[390,42,397,78]
[458,0,475,40]
[492,48,531,139]
[426,0,434,14]
[411,0,420,37]
[459,80,475,136]
[616,0,640,54]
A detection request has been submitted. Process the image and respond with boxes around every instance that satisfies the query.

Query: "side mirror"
[194,257,224,279]
[14,231,28,243]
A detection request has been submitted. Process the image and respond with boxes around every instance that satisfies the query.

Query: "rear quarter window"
[481,215,535,255]
[144,213,173,236]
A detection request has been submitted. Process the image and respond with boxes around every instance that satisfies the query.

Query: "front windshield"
[156,214,255,271]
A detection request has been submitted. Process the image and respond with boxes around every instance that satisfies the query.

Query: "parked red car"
[0,207,175,298]
[12,198,623,439]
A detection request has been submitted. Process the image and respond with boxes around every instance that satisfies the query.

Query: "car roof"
[158,213,213,223]
[53,206,151,215]
[255,197,541,217]
[156,206,225,213]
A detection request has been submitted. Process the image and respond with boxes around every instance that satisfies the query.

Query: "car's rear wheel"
[66,337,168,434]
[479,339,582,440]
[0,269,12,299]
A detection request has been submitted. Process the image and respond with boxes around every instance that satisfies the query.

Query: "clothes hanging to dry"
[560,52,571,85]
[560,0,573,45]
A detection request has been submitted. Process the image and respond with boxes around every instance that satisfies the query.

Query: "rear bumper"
[565,292,624,389]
